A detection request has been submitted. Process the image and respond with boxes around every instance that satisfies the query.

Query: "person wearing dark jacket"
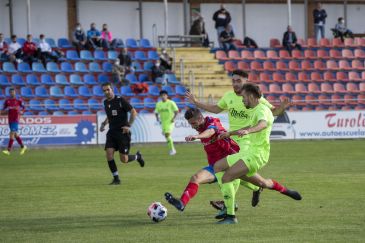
[313,2,327,41]
[117,48,132,73]
[282,26,302,54]
[213,4,231,48]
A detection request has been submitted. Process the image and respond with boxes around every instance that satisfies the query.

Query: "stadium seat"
[40,74,55,86]
[359,83,365,93]
[329,49,341,59]
[338,60,351,70]
[344,38,356,47]
[92,86,104,97]
[23,111,34,116]
[240,50,254,60]
[60,62,74,73]
[59,99,73,111]
[297,72,310,82]
[32,62,47,73]
[77,86,92,98]
[333,83,346,94]
[323,71,336,82]
[237,61,249,70]
[94,50,108,61]
[55,74,69,85]
[346,83,359,94]
[44,99,59,111]
[294,83,308,94]
[35,86,49,98]
[125,73,139,84]
[354,105,365,110]
[89,62,102,73]
[107,50,118,60]
[75,62,89,73]
[84,74,98,85]
[275,61,288,71]
[250,61,263,71]
[304,50,316,59]
[121,86,134,96]
[148,85,160,97]
[25,74,40,86]
[358,94,365,104]
[53,111,64,116]
[319,38,331,47]
[314,60,326,70]
[126,38,138,48]
[268,83,282,94]
[278,50,290,59]
[45,38,56,48]
[147,51,159,61]
[354,49,365,58]
[172,97,185,109]
[0,75,11,86]
[102,62,113,72]
[330,94,344,105]
[64,86,78,98]
[50,86,64,98]
[20,86,34,99]
[344,94,357,105]
[285,72,297,83]
[68,111,80,115]
[130,97,144,109]
[70,74,84,85]
[58,38,72,48]
[0,90,4,99]
[175,85,187,96]
[82,111,93,115]
[18,62,32,73]
[282,83,295,94]
[342,49,354,59]
[307,38,318,47]
[97,74,109,83]
[336,71,349,82]
[272,72,285,83]
[266,50,279,60]
[297,38,306,47]
[134,51,148,61]
[140,38,152,48]
[228,50,241,60]
[80,50,94,61]
[317,49,329,59]
[29,99,44,111]
[88,98,102,110]
[310,72,323,83]
[259,72,271,83]
[11,74,26,86]
[164,74,180,85]
[3,62,17,73]
[351,60,364,70]
[138,73,153,85]
[291,50,303,59]
[224,61,236,72]
[46,62,61,73]
[326,60,339,70]
[73,99,88,110]
[307,83,320,94]
[332,38,344,47]
[66,50,80,61]
[143,97,156,110]
[320,83,334,94]
[301,60,313,70]
[269,38,281,48]
[253,50,266,60]
[318,94,331,105]
[161,85,176,96]
[258,84,269,94]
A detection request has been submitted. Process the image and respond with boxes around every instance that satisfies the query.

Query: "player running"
[100,83,145,185]
[2,88,27,155]
[214,83,302,224]
[164,108,240,214]
[155,90,179,155]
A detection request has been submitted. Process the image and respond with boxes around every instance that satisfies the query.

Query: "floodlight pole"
[163,0,168,49]
[287,0,292,27]
[138,0,143,38]
[26,0,31,34]
[8,0,14,36]
[241,0,246,38]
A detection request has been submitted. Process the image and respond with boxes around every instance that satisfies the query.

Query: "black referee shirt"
[104,96,133,130]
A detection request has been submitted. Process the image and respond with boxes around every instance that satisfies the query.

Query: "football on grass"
[147,202,167,223]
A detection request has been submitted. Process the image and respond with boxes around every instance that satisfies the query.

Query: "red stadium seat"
[272,72,285,83]
[250,61,263,71]
[332,38,344,47]
[354,105,365,110]
[275,61,288,71]
[341,105,352,111]
[285,72,298,83]
[215,50,229,61]
[349,71,362,82]
[319,38,331,47]
[297,38,307,47]
[279,50,291,59]
[294,83,308,94]
[258,84,269,94]
[301,60,314,70]
[320,83,334,94]
[259,72,272,82]
[291,50,303,59]
[346,83,359,94]
[359,83,365,93]
[292,94,304,106]
[317,49,330,59]
[298,72,311,82]
[358,94,365,104]
[336,71,349,82]
[329,49,342,59]
[253,50,266,60]
[344,94,356,104]
[266,50,279,60]
[318,94,331,105]
[338,60,351,70]
[308,83,320,93]
[248,72,259,83]
[269,83,282,94]
[263,61,275,71]
[323,71,336,82]
[333,83,346,93]
[326,60,339,70]
[342,49,354,59]
[354,49,365,58]
[314,60,326,70]
[224,61,237,72]
[307,38,318,47]
[282,83,295,94]
[355,37,365,47]
[305,94,318,105]
[288,60,300,71]
[302,106,313,111]
[344,38,356,47]
[328,105,339,111]
[330,94,344,105]
[315,105,326,111]
[351,60,364,70]
[310,72,323,83]
[241,50,254,60]
[269,38,281,48]
[304,49,316,59]
[237,61,249,71]
[228,50,241,60]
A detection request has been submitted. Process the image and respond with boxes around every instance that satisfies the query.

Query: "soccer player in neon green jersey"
[214,83,302,224]
[186,69,289,212]
[155,90,179,155]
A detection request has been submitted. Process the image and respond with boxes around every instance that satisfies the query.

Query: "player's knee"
[222,174,232,184]
[120,157,128,163]
[190,174,199,183]
[213,164,222,173]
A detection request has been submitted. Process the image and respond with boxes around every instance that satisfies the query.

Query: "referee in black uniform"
[100,82,145,185]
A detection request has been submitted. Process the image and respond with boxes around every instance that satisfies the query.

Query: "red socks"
[16,136,24,147]
[180,182,199,206]
[7,139,14,151]
[271,180,287,193]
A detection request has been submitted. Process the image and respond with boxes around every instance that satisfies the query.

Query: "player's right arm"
[100,118,108,132]
[185,128,216,141]
[185,91,223,114]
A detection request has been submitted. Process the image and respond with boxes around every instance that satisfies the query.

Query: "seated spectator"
[282,25,302,54]
[37,34,63,66]
[219,24,237,52]
[87,22,103,49]
[111,59,127,85]
[72,23,88,52]
[131,83,149,95]
[333,17,353,41]
[0,33,9,59]
[117,48,132,73]
[243,36,258,48]
[151,60,166,83]
[22,34,38,65]
[159,49,173,70]
[189,16,210,47]
[101,23,119,49]
[7,35,23,63]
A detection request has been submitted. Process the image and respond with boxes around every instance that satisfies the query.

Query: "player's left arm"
[128,108,137,127]
[185,128,215,141]
[171,111,178,123]
[171,101,179,122]
[271,97,290,116]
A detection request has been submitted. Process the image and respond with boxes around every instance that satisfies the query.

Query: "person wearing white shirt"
[8,35,23,63]
[37,34,59,66]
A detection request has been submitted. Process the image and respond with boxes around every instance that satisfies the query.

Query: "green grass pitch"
[0,140,364,242]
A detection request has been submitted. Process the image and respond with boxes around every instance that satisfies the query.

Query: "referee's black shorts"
[105,130,131,154]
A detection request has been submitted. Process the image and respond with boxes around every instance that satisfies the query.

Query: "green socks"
[215,171,240,215]
[240,180,260,192]
[167,136,175,151]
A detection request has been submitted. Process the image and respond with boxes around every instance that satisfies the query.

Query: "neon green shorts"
[226,150,268,177]
[161,122,174,134]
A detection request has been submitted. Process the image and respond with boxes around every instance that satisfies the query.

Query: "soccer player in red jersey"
[2,88,27,155]
[165,108,240,212]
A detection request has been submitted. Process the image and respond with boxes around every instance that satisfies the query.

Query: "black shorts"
[105,130,131,154]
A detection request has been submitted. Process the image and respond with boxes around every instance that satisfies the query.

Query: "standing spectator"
[117,48,132,73]
[101,23,118,49]
[189,16,210,47]
[8,35,23,63]
[72,23,88,52]
[111,59,127,85]
[87,22,102,49]
[151,60,166,83]
[333,17,353,42]
[313,2,327,41]
[37,34,61,66]
[282,25,302,54]
[22,34,38,65]
[160,49,173,71]
[0,33,9,60]
[220,24,237,52]
[213,4,231,48]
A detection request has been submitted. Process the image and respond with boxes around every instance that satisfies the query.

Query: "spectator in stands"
[333,17,353,42]
[7,35,23,63]
[282,25,302,55]
[0,33,9,60]
[37,34,62,66]
[220,24,237,52]
[117,48,132,73]
[112,59,127,85]
[101,23,118,49]
[22,34,38,65]
[160,49,173,71]
[87,22,103,49]
[189,16,210,47]
[213,4,231,48]
[151,60,166,83]
[72,23,88,52]
[313,2,327,41]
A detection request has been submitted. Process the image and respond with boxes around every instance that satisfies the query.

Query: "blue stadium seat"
[44,99,59,111]
[66,50,80,61]
[97,110,106,115]
[32,62,47,73]
[102,62,113,72]
[29,99,44,111]
[148,85,160,97]
[163,74,180,84]
[38,111,49,116]
[138,73,153,85]
[97,74,109,83]
[125,73,139,84]
[82,111,93,115]
[0,75,11,86]
[58,38,73,48]
[113,86,121,96]
[18,62,32,73]
[138,109,150,114]
[53,111,64,116]
[59,99,73,111]
[32,38,40,45]
[78,86,92,98]
[23,111,34,116]
[172,97,184,109]
[75,62,88,73]
[143,61,154,71]
[17,38,26,46]
[25,74,41,86]
[161,85,176,96]
[92,86,104,97]
[60,62,74,73]
[175,85,187,96]
[35,86,49,98]
[50,86,64,98]
[20,86,34,98]
[45,38,57,48]
[126,38,138,48]
[5,87,14,97]
[46,62,61,73]
[121,86,134,96]
[74,99,88,110]
[107,50,118,60]
[67,111,80,116]
[144,97,156,109]
[11,74,26,86]
[130,97,144,109]
[0,89,5,99]
[147,51,159,61]
[64,86,78,98]
[88,98,102,110]
[139,38,152,48]
[41,74,55,86]
[70,74,84,85]
[89,62,102,73]
[132,61,143,72]
[83,74,97,85]
[55,74,69,85]
[80,50,94,61]
[94,50,107,61]
[3,62,17,73]
[134,51,148,61]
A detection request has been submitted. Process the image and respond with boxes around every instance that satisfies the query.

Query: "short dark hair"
[242,83,261,99]
[101,82,112,88]
[39,34,45,39]
[11,35,17,39]
[338,17,344,22]
[232,70,249,79]
[184,108,202,120]
[159,90,168,96]
[9,87,15,92]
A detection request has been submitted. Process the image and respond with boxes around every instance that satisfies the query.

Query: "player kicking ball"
[2,88,27,156]
[165,108,240,214]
